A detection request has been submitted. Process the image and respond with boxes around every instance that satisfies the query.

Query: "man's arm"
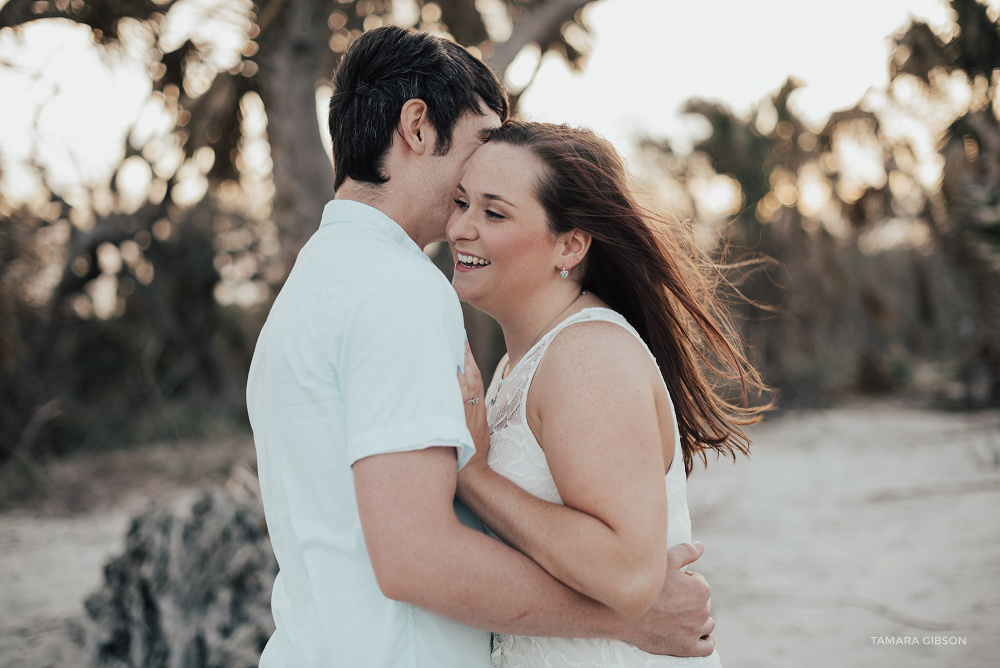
[353,446,715,656]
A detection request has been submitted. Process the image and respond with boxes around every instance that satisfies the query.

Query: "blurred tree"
[643,0,999,405]
[0,0,594,267]
[671,81,895,401]
[0,0,599,463]
[891,0,1000,402]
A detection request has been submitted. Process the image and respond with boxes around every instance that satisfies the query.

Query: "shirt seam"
[347,416,473,466]
[322,255,451,370]
[407,603,417,668]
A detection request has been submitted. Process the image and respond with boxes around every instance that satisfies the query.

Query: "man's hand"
[624,542,715,657]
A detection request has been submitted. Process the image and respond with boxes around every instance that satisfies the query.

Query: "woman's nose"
[446,208,476,243]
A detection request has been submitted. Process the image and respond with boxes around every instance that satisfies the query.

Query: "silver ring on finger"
[467,397,480,405]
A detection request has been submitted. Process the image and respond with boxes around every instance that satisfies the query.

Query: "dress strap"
[542,306,655,361]
[488,307,665,439]
[520,307,658,399]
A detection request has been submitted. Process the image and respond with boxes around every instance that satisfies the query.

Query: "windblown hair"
[328,26,509,190]
[488,121,771,475]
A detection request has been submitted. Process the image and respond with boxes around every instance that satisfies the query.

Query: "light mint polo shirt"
[247,200,488,667]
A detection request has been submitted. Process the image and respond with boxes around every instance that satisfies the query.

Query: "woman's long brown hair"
[489,121,771,476]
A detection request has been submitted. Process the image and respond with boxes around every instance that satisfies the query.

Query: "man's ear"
[559,229,592,271]
[397,98,434,155]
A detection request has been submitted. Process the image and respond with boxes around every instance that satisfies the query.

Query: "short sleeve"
[336,261,475,469]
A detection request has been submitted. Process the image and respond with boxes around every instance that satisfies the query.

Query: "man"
[247,25,714,666]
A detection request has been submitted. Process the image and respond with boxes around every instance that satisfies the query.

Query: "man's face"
[423,101,501,242]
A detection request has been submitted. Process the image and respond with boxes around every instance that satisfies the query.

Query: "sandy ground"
[686,400,1000,668]
[1,400,998,667]
[0,504,132,667]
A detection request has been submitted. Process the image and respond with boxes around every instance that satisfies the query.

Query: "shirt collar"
[319,199,428,260]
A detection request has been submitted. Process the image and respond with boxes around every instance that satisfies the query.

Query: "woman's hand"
[457,341,490,469]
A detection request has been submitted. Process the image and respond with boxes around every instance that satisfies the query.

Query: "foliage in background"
[0,0,597,465]
[892,0,1000,401]
[0,0,997,471]
[643,0,999,406]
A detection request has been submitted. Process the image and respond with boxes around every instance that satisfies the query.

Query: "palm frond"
[0,0,176,44]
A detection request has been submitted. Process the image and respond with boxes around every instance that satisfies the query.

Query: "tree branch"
[0,0,178,42]
[488,0,594,77]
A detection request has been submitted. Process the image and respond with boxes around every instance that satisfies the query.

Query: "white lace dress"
[485,307,723,668]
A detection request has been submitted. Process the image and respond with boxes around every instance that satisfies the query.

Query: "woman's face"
[446,142,561,313]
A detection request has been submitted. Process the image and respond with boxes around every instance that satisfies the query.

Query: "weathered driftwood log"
[83,480,276,668]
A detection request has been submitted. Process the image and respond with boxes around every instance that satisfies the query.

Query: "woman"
[448,121,769,667]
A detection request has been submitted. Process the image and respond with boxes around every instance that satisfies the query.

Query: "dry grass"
[0,433,256,516]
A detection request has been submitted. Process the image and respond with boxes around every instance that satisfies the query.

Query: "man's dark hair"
[328,26,509,190]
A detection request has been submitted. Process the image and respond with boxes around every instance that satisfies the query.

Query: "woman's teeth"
[458,253,491,267]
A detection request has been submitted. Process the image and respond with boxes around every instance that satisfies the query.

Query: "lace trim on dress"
[488,343,546,436]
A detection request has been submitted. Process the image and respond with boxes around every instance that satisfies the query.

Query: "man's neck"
[335,179,428,248]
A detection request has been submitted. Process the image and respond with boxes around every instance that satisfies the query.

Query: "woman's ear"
[397,98,434,154]
[559,229,592,271]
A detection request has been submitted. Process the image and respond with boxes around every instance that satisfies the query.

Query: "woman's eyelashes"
[453,196,505,221]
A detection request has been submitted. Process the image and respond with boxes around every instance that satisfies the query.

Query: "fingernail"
[693,541,704,549]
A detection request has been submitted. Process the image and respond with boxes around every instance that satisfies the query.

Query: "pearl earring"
[560,265,569,278]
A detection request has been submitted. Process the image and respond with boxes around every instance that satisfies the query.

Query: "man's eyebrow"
[457,183,466,193]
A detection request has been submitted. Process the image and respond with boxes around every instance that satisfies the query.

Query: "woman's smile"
[455,251,492,271]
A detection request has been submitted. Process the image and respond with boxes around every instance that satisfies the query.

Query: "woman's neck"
[494,283,590,374]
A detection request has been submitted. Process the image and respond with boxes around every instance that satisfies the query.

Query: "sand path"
[688,401,1000,667]
[1,401,998,667]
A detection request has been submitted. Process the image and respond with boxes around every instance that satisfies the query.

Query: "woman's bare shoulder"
[530,318,657,407]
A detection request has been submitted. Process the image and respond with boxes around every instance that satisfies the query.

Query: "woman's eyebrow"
[482,193,516,208]
[456,183,517,208]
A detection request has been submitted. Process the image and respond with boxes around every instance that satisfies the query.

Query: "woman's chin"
[452,280,488,310]
[451,279,475,303]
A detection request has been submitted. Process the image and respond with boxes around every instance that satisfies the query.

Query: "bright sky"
[0,0,986,202]
[518,0,958,156]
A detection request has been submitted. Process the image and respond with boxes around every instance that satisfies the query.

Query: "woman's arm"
[458,322,673,617]
[356,445,715,656]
